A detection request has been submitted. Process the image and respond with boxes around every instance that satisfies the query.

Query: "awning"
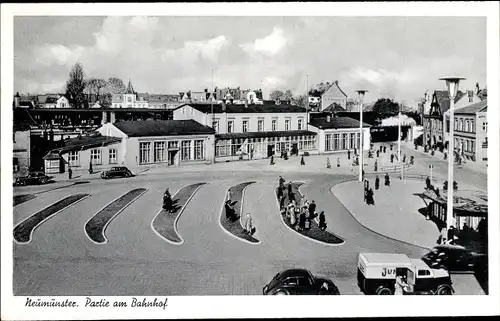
[421,189,488,217]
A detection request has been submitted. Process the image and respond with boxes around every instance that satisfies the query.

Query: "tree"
[106,77,126,94]
[293,95,308,109]
[269,90,284,101]
[283,90,293,102]
[372,98,400,115]
[65,62,86,108]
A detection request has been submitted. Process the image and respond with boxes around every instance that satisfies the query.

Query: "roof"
[50,134,122,154]
[432,90,465,114]
[277,269,311,279]
[176,101,307,114]
[37,94,58,104]
[45,96,59,104]
[454,100,487,115]
[309,116,371,130]
[113,120,215,137]
[323,102,345,112]
[322,81,348,98]
[126,80,135,94]
[216,130,317,140]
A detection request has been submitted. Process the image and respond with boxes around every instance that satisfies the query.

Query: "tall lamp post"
[356,90,368,182]
[397,106,403,180]
[440,76,466,241]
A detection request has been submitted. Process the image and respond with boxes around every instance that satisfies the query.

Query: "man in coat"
[308,200,317,218]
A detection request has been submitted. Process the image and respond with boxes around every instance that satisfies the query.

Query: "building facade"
[111,80,149,109]
[320,81,348,111]
[308,114,371,154]
[173,102,318,161]
[13,130,31,177]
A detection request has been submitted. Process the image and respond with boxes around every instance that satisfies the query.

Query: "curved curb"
[151,183,207,246]
[14,194,90,245]
[218,183,262,245]
[84,188,148,244]
[275,181,345,246]
[13,194,37,206]
[330,178,432,251]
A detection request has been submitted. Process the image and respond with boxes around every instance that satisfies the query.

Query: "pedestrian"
[284,152,289,160]
[337,157,340,167]
[354,148,357,156]
[245,213,254,234]
[383,146,387,153]
[318,211,327,231]
[289,205,297,226]
[303,198,310,210]
[376,150,380,158]
[410,155,414,165]
[375,176,380,190]
[279,176,285,189]
[425,176,431,189]
[287,182,293,198]
[390,144,393,151]
[277,186,283,200]
[374,160,378,172]
[367,188,375,205]
[385,173,390,186]
[348,149,351,160]
[68,166,73,180]
[270,155,275,165]
[301,155,305,165]
[279,195,286,211]
[163,188,172,211]
[299,212,306,231]
[403,154,406,163]
[362,170,365,181]
[379,145,383,153]
[390,154,394,163]
[308,200,316,218]
[225,200,234,221]
[326,157,331,169]
[227,190,232,202]
[89,161,93,174]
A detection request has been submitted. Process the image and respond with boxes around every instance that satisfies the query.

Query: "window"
[168,141,179,149]
[349,133,355,149]
[297,276,312,286]
[471,120,475,133]
[228,120,234,133]
[258,119,264,132]
[285,119,290,131]
[212,120,219,133]
[418,270,431,276]
[455,119,458,131]
[356,133,361,149]
[68,150,80,166]
[272,119,277,131]
[154,142,165,163]
[325,134,332,151]
[298,119,303,130]
[483,122,487,133]
[108,149,117,164]
[127,97,132,103]
[181,141,191,161]
[139,142,151,164]
[459,119,464,131]
[90,149,102,165]
[465,140,469,152]
[216,139,231,157]
[242,120,249,133]
[470,140,475,152]
[341,133,348,150]
[333,134,340,150]
[466,120,470,132]
[194,140,204,160]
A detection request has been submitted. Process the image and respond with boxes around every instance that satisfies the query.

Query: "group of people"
[278,176,328,231]
[363,173,392,206]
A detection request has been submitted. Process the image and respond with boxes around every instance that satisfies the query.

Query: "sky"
[14,16,486,107]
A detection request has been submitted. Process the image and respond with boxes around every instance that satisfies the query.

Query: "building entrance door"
[168,150,178,166]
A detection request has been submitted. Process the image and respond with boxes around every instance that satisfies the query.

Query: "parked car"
[421,244,487,273]
[14,171,53,186]
[357,253,453,295]
[263,269,340,295]
[100,166,133,179]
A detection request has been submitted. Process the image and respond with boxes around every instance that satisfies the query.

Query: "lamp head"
[439,76,466,99]
[355,90,368,100]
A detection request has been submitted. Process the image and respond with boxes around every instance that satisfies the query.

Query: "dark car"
[101,166,133,179]
[421,245,487,273]
[14,171,52,186]
[263,269,340,295]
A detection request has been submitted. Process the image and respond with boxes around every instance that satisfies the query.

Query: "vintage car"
[421,244,487,273]
[100,166,133,179]
[14,171,53,186]
[357,253,454,295]
[263,268,340,295]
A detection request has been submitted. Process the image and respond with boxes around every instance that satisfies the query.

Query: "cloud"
[240,27,290,56]
[162,35,230,64]
[34,44,85,67]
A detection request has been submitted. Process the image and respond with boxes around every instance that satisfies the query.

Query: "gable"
[322,83,347,99]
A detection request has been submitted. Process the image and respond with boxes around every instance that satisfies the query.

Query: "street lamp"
[440,76,466,242]
[356,90,368,182]
[397,106,403,180]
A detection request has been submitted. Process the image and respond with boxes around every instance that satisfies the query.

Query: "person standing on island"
[245,213,253,234]
[318,211,327,231]
[326,157,331,169]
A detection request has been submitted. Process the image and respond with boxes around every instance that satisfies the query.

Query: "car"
[421,245,487,273]
[100,166,133,179]
[14,171,53,186]
[263,268,340,295]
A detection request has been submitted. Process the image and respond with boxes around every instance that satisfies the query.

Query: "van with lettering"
[357,253,453,295]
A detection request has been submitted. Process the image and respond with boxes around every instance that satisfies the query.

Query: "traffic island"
[277,182,344,245]
[13,194,37,206]
[86,188,148,243]
[220,182,260,244]
[14,193,90,243]
[152,183,206,244]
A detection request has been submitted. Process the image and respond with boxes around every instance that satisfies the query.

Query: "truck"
[357,253,454,295]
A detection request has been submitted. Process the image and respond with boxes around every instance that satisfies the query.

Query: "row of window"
[212,118,304,133]
[455,138,476,153]
[214,136,316,157]
[325,133,360,151]
[67,148,117,166]
[454,117,476,133]
[139,140,205,164]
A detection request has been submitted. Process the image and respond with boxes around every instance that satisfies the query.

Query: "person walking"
[163,188,173,211]
[287,181,293,199]
[385,173,390,186]
[376,150,380,158]
[270,155,275,165]
[326,157,331,169]
[308,200,317,218]
[403,154,407,163]
[337,157,340,168]
[367,188,375,205]
[301,155,305,165]
[383,146,387,153]
[390,154,394,163]
[374,160,378,172]
[279,176,285,189]
[375,175,380,190]
[245,213,254,234]
[425,176,431,190]
[348,149,351,160]
[318,211,327,231]
[68,166,73,180]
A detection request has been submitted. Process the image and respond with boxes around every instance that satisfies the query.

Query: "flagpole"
[306,74,309,131]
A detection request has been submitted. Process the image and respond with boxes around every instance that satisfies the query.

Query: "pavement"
[10,142,486,296]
